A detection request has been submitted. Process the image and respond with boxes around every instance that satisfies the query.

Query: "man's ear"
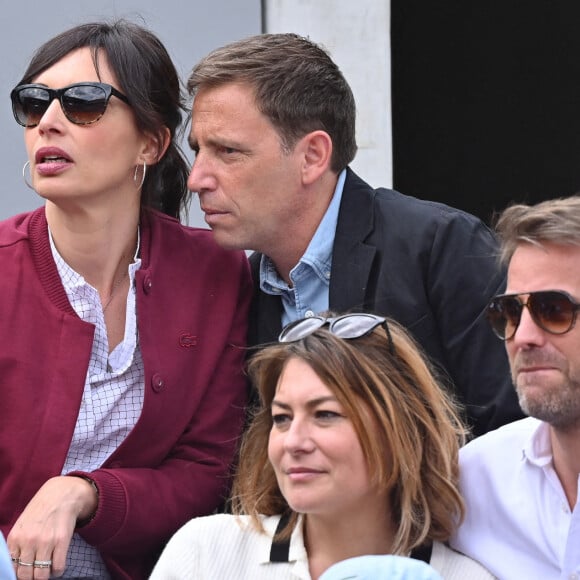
[299,130,333,185]
[140,126,171,165]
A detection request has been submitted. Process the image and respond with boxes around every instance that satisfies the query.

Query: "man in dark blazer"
[187,32,524,436]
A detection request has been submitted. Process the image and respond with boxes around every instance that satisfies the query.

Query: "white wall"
[1,2,392,222]
[0,0,261,225]
[265,0,392,188]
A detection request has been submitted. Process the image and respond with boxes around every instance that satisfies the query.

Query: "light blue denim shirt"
[260,169,347,327]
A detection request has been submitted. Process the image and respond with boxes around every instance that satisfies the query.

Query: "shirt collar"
[260,168,347,291]
[48,227,141,289]
[523,419,553,467]
[48,229,84,293]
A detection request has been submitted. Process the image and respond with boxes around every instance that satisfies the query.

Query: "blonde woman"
[151,314,493,579]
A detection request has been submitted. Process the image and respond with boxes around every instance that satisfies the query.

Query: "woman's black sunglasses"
[279,313,394,353]
[10,82,130,127]
[486,290,580,340]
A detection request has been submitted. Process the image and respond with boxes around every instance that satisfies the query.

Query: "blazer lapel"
[329,169,377,313]
[248,252,283,346]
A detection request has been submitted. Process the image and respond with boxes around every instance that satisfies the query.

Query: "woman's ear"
[298,130,333,185]
[140,126,171,165]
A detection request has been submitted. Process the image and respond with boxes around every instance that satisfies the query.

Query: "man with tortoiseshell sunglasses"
[451,196,580,579]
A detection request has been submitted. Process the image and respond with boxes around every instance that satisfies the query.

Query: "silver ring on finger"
[18,560,34,567]
[33,560,52,569]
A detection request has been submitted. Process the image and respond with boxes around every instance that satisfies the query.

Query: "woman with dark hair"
[151,314,493,579]
[1,20,251,580]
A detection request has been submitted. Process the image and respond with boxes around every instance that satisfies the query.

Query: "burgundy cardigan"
[0,207,252,579]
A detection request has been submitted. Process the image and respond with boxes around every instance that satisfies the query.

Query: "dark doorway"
[391,1,580,224]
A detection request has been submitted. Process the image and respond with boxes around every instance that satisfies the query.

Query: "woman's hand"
[7,476,98,579]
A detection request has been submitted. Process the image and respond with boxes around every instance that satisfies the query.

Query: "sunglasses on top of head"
[278,312,395,354]
[10,82,130,128]
[486,290,580,340]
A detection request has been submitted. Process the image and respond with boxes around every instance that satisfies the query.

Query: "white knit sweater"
[150,514,495,579]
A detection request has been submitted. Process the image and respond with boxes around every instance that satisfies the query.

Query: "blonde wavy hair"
[231,316,467,554]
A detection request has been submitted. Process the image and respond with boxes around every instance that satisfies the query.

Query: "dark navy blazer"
[248,168,523,436]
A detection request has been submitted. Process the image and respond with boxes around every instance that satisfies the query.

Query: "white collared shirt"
[49,231,144,579]
[451,417,580,580]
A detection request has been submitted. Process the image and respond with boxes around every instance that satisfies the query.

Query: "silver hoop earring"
[22,161,34,190]
[133,161,147,190]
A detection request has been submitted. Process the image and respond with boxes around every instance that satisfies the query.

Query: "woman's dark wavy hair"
[17,19,190,220]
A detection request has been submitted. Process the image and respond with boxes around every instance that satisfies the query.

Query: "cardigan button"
[143,275,153,293]
[151,373,165,392]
